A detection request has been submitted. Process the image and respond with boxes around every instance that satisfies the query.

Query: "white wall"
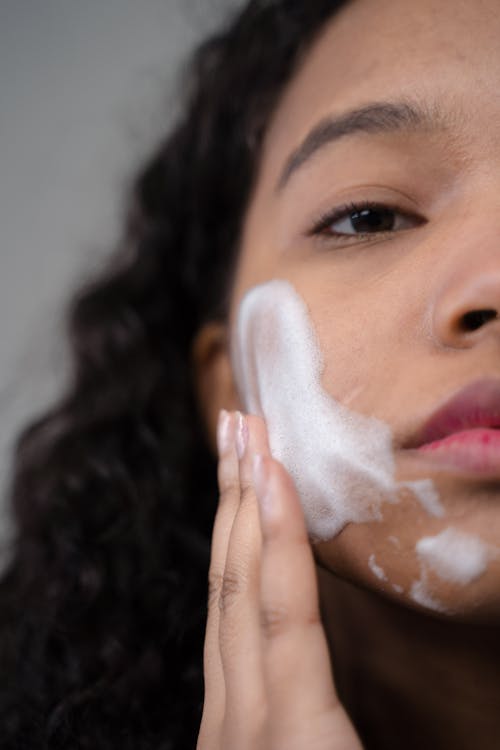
[0,0,239,542]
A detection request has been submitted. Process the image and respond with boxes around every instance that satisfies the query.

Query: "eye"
[309,200,422,241]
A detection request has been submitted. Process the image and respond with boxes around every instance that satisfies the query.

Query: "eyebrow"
[276,99,446,191]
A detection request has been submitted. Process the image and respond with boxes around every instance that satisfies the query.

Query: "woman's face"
[227,0,500,620]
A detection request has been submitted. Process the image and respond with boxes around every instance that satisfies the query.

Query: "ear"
[191,321,241,454]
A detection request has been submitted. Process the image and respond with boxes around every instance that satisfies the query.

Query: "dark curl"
[0,2,344,747]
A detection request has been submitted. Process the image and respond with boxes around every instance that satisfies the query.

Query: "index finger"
[253,457,363,750]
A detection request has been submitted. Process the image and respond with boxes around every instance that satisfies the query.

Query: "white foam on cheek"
[388,536,401,549]
[400,479,443,518]
[409,575,449,614]
[416,528,492,584]
[410,528,497,613]
[231,279,441,541]
[368,554,388,582]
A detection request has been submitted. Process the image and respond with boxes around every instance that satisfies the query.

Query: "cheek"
[315,492,500,622]
[307,285,396,410]
[314,505,432,604]
[231,278,500,621]
[231,278,436,539]
[318,325,375,407]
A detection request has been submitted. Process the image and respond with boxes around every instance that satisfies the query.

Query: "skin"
[196,411,363,749]
[194,0,500,747]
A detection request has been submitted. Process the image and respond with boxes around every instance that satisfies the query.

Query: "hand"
[197,410,363,750]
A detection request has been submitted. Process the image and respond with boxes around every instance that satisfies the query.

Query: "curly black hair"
[0,2,348,747]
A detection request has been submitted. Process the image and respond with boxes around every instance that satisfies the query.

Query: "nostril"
[461,309,498,332]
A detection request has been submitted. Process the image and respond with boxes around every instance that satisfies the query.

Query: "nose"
[431,245,500,349]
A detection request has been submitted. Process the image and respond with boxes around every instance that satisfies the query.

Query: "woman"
[2,0,500,747]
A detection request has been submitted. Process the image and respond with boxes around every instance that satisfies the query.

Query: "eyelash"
[308,200,421,241]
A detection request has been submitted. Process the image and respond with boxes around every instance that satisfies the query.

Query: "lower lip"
[414,428,500,475]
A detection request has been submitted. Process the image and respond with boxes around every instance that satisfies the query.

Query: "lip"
[404,378,500,476]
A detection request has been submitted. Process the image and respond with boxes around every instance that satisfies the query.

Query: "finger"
[198,409,240,747]
[218,414,271,743]
[253,456,347,736]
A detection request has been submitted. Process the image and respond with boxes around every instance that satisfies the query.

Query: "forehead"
[259,0,500,185]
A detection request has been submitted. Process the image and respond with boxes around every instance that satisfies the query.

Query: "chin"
[402,567,500,623]
[314,521,500,626]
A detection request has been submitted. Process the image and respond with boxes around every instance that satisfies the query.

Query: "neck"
[317,565,500,750]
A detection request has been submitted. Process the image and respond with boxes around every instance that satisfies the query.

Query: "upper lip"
[407,378,500,449]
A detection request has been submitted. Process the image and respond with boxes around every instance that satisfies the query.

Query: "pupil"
[351,208,394,233]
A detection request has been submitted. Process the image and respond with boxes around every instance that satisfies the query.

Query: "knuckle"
[217,470,240,502]
[239,483,255,506]
[260,603,291,639]
[219,568,246,613]
[260,604,322,639]
[207,570,223,609]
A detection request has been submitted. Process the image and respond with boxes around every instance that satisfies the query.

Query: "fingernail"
[252,454,272,523]
[217,409,231,456]
[236,412,248,459]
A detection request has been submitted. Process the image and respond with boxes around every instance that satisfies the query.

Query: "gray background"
[0,0,239,546]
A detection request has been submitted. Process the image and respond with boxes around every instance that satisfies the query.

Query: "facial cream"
[410,527,496,612]
[368,554,388,582]
[416,527,492,584]
[232,279,441,541]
